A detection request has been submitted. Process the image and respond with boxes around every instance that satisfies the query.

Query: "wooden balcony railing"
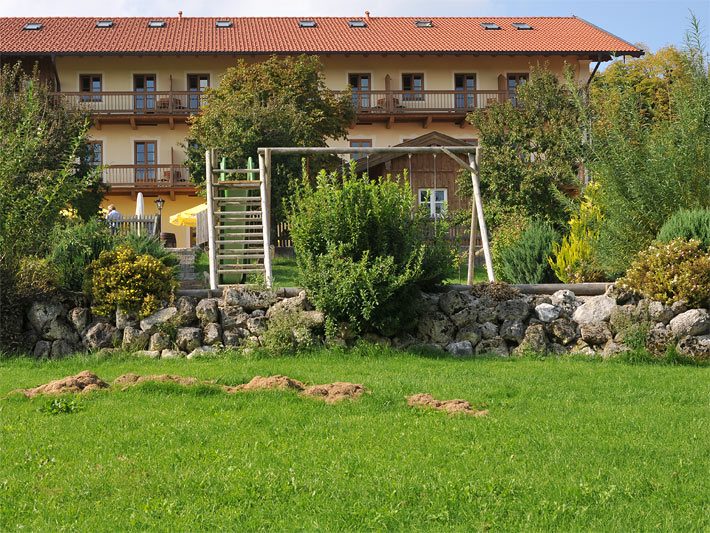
[101,165,191,188]
[53,91,206,115]
[337,89,513,114]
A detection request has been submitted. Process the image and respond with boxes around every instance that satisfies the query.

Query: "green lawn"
[0,347,707,531]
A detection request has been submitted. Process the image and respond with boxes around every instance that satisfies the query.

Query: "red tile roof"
[0,16,641,57]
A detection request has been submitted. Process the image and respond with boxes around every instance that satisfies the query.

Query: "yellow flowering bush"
[619,239,710,307]
[85,245,177,319]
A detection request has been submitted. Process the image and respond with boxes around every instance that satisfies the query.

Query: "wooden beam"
[129,117,136,130]
[169,117,174,130]
[169,190,176,201]
[423,116,432,129]
[93,118,101,130]
[386,116,394,129]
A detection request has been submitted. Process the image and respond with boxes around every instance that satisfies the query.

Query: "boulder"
[27,300,64,334]
[161,349,184,359]
[122,326,149,351]
[476,299,498,323]
[43,319,80,343]
[223,286,277,312]
[33,340,52,358]
[580,322,612,347]
[475,337,509,357]
[135,350,161,359]
[445,340,474,357]
[646,323,673,355]
[645,300,674,325]
[115,308,137,330]
[223,329,248,347]
[535,303,560,323]
[609,304,637,334]
[496,298,530,322]
[50,340,76,357]
[68,307,90,332]
[203,323,223,346]
[196,298,220,326]
[251,309,266,318]
[550,289,578,309]
[187,345,220,359]
[669,309,710,338]
[450,305,479,328]
[139,307,178,333]
[149,331,171,352]
[176,327,202,352]
[175,296,198,326]
[219,306,250,331]
[573,295,617,326]
[416,312,454,345]
[266,291,311,319]
[479,321,499,340]
[676,334,710,360]
[84,322,120,350]
[605,283,635,305]
[500,319,526,343]
[602,340,629,358]
[571,339,596,356]
[439,290,475,316]
[670,300,688,317]
[455,325,482,346]
[246,317,267,336]
[549,318,578,346]
[514,324,548,354]
[300,310,325,329]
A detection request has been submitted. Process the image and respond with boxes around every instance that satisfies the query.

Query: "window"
[187,74,210,110]
[402,73,424,101]
[507,73,529,105]
[419,189,448,218]
[415,20,433,28]
[215,20,233,28]
[512,22,533,30]
[133,74,156,112]
[454,73,476,109]
[148,20,166,28]
[481,22,501,30]
[298,20,316,28]
[83,141,103,166]
[79,74,102,102]
[349,139,372,161]
[134,141,157,181]
[348,73,371,109]
[96,20,113,28]
[23,23,42,31]
[348,20,367,28]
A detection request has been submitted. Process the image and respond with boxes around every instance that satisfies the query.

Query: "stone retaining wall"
[23,284,709,360]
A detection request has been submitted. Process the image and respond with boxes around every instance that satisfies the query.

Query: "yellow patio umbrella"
[169,203,207,227]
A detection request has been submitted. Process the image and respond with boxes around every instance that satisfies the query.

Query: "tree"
[0,63,97,349]
[587,20,710,275]
[466,65,585,233]
[185,55,354,222]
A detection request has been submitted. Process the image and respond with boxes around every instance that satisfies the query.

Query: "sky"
[0,0,708,53]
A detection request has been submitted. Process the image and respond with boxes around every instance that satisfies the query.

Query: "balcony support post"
[205,150,219,291]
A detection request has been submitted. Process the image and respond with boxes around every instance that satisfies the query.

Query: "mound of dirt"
[228,375,306,393]
[16,370,109,398]
[407,393,489,417]
[302,382,366,403]
[113,373,206,388]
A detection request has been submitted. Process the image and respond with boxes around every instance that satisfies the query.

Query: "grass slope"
[0,347,708,531]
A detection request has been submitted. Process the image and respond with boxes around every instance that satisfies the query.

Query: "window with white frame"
[418,188,447,217]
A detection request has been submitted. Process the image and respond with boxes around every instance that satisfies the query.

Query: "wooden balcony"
[337,89,512,127]
[53,91,206,129]
[102,165,195,197]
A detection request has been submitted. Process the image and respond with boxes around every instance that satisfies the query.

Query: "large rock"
[446,340,474,357]
[176,327,202,352]
[500,319,526,343]
[646,323,673,355]
[455,325,482,346]
[416,312,454,345]
[122,326,149,351]
[450,305,479,328]
[608,305,637,334]
[246,317,267,336]
[496,298,530,322]
[479,321,499,340]
[676,334,710,360]
[550,289,578,309]
[149,331,171,352]
[266,291,311,319]
[27,300,64,333]
[535,303,560,323]
[572,295,617,325]
[187,345,220,360]
[33,340,52,358]
[669,309,710,338]
[139,307,178,333]
[580,322,612,346]
[602,340,629,358]
[476,299,498,323]
[161,349,184,359]
[605,283,635,305]
[475,337,509,357]
[644,300,674,325]
[175,296,198,326]
[223,329,248,347]
[68,307,90,333]
[549,318,577,346]
[203,323,223,346]
[43,319,80,343]
[115,308,137,330]
[84,322,120,350]
[135,350,161,359]
[51,339,76,358]
[196,298,220,326]
[223,286,277,312]
[439,290,475,316]
[220,306,250,331]
[514,324,548,354]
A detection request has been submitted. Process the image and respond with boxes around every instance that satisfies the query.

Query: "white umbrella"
[135,192,144,236]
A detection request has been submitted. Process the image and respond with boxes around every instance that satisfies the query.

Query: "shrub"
[49,219,116,291]
[118,233,179,269]
[657,208,710,249]
[85,245,178,319]
[495,220,560,284]
[549,182,606,282]
[15,257,59,299]
[619,238,710,306]
[288,168,453,335]
[491,210,530,267]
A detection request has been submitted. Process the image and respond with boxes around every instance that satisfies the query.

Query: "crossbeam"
[258,146,478,155]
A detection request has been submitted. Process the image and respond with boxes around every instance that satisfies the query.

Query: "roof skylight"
[23,22,43,31]
[298,20,317,28]
[348,20,367,28]
[148,20,166,28]
[481,22,501,30]
[512,22,533,30]
[415,20,433,28]
[96,20,114,28]
[215,20,233,28]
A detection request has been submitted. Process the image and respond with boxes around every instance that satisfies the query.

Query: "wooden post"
[259,150,274,289]
[466,196,477,286]
[468,150,494,281]
[205,149,218,290]
[385,74,392,113]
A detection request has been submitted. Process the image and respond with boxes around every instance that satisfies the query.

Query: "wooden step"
[216,225,263,230]
[217,254,265,260]
[216,239,264,244]
[211,168,259,175]
[218,268,265,274]
[215,211,262,217]
[214,198,262,204]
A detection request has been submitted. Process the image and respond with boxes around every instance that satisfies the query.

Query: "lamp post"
[154,196,165,236]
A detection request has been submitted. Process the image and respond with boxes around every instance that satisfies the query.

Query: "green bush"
[15,256,59,299]
[495,220,560,284]
[49,219,116,291]
[619,238,710,307]
[118,233,179,269]
[657,208,710,249]
[85,245,178,319]
[288,168,453,335]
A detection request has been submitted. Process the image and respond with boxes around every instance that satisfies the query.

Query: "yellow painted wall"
[102,194,205,249]
[89,123,190,166]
